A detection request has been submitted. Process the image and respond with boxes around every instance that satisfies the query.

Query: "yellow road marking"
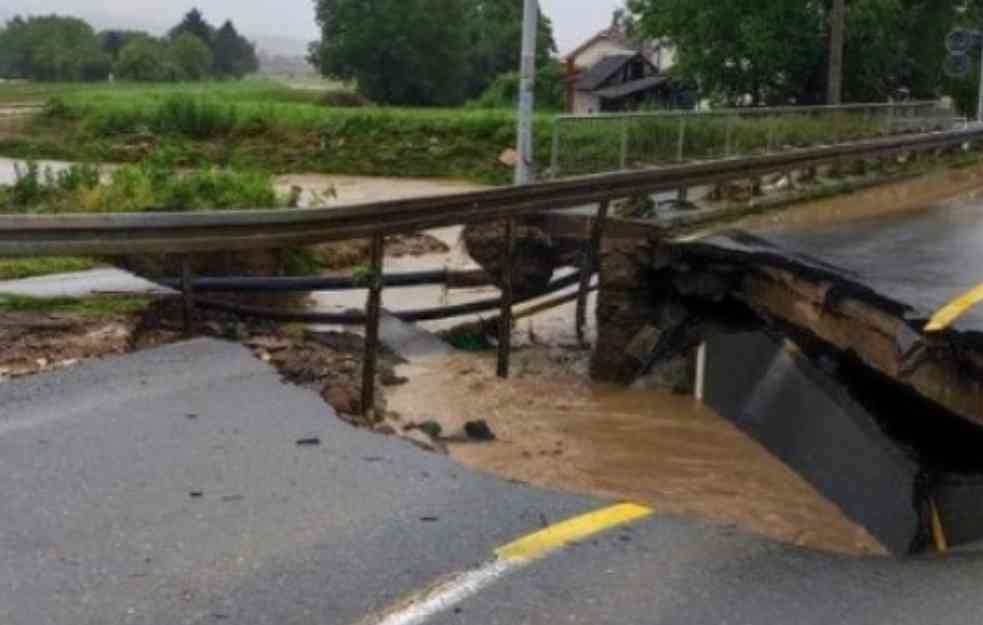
[495,503,653,561]
[367,503,654,625]
[925,282,983,332]
[930,499,949,553]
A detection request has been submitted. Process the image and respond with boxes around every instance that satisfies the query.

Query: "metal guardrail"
[3,124,982,419]
[1,125,980,258]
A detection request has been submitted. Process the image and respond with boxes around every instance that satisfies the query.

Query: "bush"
[319,90,371,108]
[469,60,567,111]
[150,95,239,139]
[0,151,286,214]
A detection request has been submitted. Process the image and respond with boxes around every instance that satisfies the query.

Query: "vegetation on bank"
[1,81,550,184]
[0,293,151,316]
[0,257,100,281]
[0,152,286,214]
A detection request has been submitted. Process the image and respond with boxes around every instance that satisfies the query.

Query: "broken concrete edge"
[641,234,983,428]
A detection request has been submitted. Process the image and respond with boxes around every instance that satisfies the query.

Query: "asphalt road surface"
[6,339,983,624]
[697,196,983,335]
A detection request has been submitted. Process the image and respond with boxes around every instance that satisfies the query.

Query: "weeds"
[0,293,150,316]
[0,257,100,280]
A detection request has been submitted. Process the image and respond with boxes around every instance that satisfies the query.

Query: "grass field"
[0,79,550,185]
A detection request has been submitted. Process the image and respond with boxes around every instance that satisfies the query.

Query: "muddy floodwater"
[389,350,885,556]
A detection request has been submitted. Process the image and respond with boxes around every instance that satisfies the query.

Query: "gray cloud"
[1,0,623,57]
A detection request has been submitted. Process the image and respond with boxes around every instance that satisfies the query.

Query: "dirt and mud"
[0,312,132,381]
[385,347,884,556]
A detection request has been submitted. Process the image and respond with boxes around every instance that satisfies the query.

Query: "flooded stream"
[389,350,884,556]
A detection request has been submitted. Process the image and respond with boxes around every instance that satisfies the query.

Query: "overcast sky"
[1,0,624,56]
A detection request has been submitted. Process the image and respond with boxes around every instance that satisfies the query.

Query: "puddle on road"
[388,349,885,556]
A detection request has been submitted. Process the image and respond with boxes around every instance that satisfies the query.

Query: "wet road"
[710,192,983,333]
[8,339,983,624]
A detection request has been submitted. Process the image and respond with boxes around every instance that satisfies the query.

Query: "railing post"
[620,118,630,170]
[550,120,561,178]
[361,233,385,421]
[676,116,688,199]
[725,115,736,157]
[497,218,517,379]
[767,116,776,153]
[576,200,610,344]
[181,256,195,338]
[676,116,686,162]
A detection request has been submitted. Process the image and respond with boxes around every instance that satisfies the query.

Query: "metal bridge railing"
[548,101,964,178]
[4,126,982,419]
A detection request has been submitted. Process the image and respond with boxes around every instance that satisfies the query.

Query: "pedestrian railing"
[549,101,964,178]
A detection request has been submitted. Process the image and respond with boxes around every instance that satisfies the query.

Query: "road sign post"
[946,29,983,123]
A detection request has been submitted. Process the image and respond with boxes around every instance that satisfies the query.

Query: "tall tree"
[0,15,110,81]
[99,29,148,61]
[169,8,214,50]
[630,0,826,105]
[309,0,470,105]
[463,0,557,100]
[629,0,945,105]
[213,20,258,79]
[170,32,213,80]
[115,35,175,81]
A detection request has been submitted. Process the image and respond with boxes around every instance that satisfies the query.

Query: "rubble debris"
[296,437,322,447]
[464,420,496,442]
[462,219,560,297]
[405,421,443,439]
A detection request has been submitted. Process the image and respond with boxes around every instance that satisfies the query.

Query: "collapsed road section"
[592,197,983,555]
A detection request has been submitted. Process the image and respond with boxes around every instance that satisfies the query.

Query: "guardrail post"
[620,118,630,170]
[676,117,688,199]
[576,200,610,344]
[767,117,776,153]
[676,116,686,162]
[550,121,561,178]
[497,218,517,379]
[361,233,385,421]
[181,257,195,338]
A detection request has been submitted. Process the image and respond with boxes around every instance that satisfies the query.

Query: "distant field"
[0,79,547,184]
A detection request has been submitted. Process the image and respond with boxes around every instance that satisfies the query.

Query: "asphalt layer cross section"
[6,339,983,624]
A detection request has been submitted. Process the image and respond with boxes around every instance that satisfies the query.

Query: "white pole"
[515,0,539,185]
[977,43,983,124]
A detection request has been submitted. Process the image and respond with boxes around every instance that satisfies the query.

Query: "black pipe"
[158,269,456,293]
[193,272,584,325]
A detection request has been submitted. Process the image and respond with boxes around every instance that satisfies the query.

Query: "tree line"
[309,0,559,106]
[0,8,258,82]
[626,0,982,110]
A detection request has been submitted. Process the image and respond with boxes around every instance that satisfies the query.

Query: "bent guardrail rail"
[3,124,982,419]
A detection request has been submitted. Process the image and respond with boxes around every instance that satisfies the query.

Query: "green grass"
[0,80,553,184]
[0,257,100,280]
[0,293,150,316]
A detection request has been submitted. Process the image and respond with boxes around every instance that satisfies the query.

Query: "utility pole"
[828,0,846,104]
[515,0,539,185]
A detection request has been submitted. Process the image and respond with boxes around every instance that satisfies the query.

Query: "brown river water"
[389,349,884,556]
